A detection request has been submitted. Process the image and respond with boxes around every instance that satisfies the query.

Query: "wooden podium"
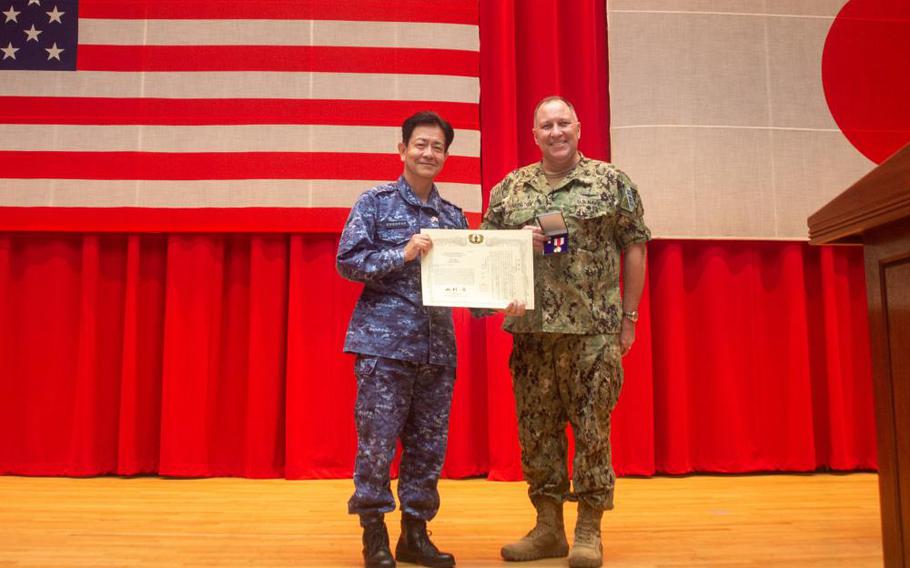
[809,143,910,568]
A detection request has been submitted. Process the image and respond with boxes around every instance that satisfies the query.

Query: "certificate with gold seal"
[419,229,535,309]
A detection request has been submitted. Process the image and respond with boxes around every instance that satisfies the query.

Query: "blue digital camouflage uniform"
[481,155,650,511]
[337,175,468,521]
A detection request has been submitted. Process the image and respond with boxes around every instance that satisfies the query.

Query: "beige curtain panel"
[608,0,874,240]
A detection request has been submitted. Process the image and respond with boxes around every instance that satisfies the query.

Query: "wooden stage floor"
[0,473,882,567]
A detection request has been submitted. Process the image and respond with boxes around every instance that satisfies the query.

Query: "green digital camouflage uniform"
[481,155,650,511]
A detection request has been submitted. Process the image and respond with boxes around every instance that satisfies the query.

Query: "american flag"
[0,0,481,231]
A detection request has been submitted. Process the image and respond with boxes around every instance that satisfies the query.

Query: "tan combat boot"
[500,498,569,561]
[568,502,604,568]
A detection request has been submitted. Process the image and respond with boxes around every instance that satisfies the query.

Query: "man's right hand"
[500,299,526,317]
[403,233,432,262]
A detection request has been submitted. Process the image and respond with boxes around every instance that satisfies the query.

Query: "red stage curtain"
[0,235,875,478]
[478,0,611,206]
[0,1,877,478]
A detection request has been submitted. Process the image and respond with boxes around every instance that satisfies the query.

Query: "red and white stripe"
[0,0,481,231]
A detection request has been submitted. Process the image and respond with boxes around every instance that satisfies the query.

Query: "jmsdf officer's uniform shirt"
[337,176,468,367]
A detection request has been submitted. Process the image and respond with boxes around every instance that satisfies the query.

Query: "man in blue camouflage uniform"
[482,97,650,568]
[337,111,465,568]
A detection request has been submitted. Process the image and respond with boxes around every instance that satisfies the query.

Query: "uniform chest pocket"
[563,193,616,253]
[377,222,413,245]
[503,207,538,228]
[570,193,613,220]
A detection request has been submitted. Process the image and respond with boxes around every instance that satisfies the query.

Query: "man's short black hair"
[402,111,455,152]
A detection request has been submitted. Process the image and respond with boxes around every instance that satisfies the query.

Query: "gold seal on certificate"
[419,229,535,309]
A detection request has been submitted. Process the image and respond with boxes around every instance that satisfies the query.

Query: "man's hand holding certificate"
[419,229,535,309]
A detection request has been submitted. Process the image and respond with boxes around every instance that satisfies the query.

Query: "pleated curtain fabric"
[0,234,876,478]
[0,0,880,479]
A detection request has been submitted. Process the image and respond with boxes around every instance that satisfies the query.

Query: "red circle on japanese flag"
[822,0,910,164]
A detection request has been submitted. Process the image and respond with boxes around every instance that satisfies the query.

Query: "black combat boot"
[394,514,455,567]
[361,514,396,568]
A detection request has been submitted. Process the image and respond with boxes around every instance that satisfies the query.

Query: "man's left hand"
[620,318,636,357]
[522,225,547,254]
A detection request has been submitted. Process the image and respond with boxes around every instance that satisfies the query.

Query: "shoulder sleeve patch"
[620,184,637,212]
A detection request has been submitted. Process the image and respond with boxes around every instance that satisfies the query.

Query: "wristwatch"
[622,310,639,323]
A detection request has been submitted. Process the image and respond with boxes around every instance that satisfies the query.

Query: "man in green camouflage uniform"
[481,96,650,568]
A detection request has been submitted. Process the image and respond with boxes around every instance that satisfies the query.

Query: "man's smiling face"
[533,100,581,168]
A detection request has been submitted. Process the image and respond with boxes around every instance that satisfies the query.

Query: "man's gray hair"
[532,96,577,126]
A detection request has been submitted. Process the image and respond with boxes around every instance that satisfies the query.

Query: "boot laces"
[526,513,560,539]
[417,528,441,553]
[575,522,599,545]
[404,517,441,553]
[364,524,389,552]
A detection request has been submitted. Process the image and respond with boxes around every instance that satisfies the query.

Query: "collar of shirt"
[396,175,442,214]
[531,153,594,193]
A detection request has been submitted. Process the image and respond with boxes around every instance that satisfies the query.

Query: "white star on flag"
[45,42,63,60]
[3,6,21,23]
[1,42,18,60]
[46,5,64,23]
[28,0,41,5]
[24,24,43,42]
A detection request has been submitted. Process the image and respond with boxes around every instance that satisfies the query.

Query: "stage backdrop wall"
[0,0,883,478]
